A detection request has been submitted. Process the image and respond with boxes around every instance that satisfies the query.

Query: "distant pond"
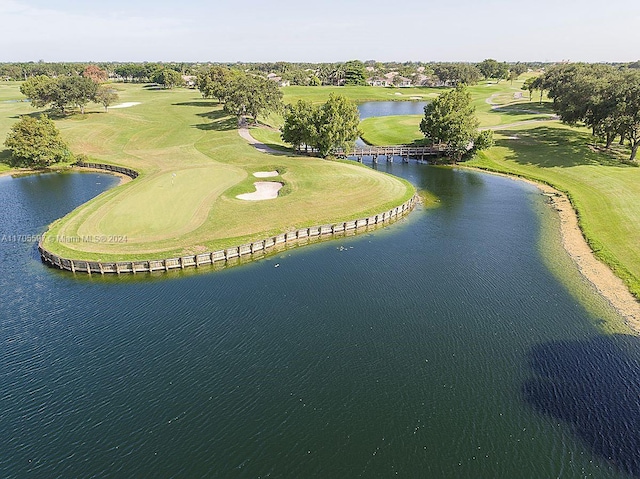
[357,100,428,119]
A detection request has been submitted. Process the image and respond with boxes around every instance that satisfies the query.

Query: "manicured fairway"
[0,82,413,261]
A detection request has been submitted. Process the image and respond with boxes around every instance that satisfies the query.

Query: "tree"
[223,74,283,124]
[151,68,183,89]
[313,94,360,157]
[343,60,367,86]
[20,74,98,114]
[433,63,481,86]
[420,85,479,161]
[95,86,119,111]
[617,70,640,160]
[281,100,317,152]
[541,64,640,159]
[478,59,509,82]
[280,95,360,157]
[82,64,108,83]
[473,130,494,152]
[20,75,57,108]
[4,115,71,167]
[542,64,622,146]
[57,76,98,114]
[510,63,528,77]
[197,66,233,102]
[522,77,536,101]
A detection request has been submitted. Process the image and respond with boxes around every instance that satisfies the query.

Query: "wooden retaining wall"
[75,161,139,179]
[38,195,419,276]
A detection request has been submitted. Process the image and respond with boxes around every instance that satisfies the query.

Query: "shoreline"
[8,160,639,327]
[38,195,418,274]
[0,166,131,185]
[462,166,640,332]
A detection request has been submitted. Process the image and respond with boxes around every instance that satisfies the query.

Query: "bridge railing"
[340,144,450,157]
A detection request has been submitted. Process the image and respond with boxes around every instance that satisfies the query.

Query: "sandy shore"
[465,167,640,331]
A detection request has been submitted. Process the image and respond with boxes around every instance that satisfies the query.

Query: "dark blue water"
[0,165,637,478]
[358,101,428,119]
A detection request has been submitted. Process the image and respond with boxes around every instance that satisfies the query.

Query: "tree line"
[537,64,640,160]
[9,60,640,88]
[20,65,118,114]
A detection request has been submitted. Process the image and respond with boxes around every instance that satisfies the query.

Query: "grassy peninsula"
[0,82,413,261]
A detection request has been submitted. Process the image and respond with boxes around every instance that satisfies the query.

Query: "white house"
[394,76,413,87]
[367,77,390,87]
[182,75,197,87]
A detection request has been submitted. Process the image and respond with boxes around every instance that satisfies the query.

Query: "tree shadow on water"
[523,334,640,477]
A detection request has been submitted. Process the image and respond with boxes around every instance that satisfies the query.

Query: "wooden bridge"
[344,145,450,163]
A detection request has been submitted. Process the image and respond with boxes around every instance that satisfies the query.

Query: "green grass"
[0,82,26,102]
[248,126,291,151]
[0,82,413,261]
[466,121,640,298]
[360,115,425,146]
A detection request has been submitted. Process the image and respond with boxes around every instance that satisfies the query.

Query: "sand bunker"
[253,171,279,178]
[110,102,141,109]
[236,182,282,201]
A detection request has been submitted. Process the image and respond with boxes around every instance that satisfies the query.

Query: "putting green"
[76,165,245,242]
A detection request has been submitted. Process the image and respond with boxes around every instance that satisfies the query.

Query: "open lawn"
[248,126,290,151]
[1,82,413,261]
[466,121,640,298]
[360,115,425,146]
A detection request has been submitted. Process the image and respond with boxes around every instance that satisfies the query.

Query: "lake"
[357,100,428,119]
[1,160,638,478]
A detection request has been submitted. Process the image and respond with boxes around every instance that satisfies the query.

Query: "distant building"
[394,76,412,87]
[367,77,390,87]
[266,74,290,87]
[182,75,197,87]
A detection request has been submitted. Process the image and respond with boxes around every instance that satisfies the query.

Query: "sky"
[1,0,638,63]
